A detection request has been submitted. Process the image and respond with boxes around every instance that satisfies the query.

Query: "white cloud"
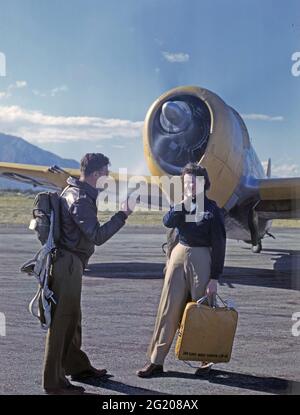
[50,85,68,97]
[32,89,47,97]
[262,160,300,177]
[0,91,10,99]
[112,144,125,149]
[33,85,68,98]
[162,51,190,63]
[15,81,27,88]
[242,113,284,122]
[0,105,143,144]
[0,80,27,100]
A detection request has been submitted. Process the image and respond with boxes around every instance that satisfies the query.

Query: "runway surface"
[0,224,299,395]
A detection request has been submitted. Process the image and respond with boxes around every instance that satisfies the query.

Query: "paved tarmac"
[0,224,299,395]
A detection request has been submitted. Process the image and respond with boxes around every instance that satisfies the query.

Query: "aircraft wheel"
[252,242,262,253]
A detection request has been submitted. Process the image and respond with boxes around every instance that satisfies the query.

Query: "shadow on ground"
[72,369,299,395]
[85,262,164,279]
[223,248,300,290]
[162,369,300,395]
[85,249,300,290]
[74,375,166,395]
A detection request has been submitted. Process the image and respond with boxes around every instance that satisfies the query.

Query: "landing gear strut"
[248,203,262,254]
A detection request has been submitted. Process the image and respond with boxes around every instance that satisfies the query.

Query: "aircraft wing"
[0,162,79,189]
[256,177,300,219]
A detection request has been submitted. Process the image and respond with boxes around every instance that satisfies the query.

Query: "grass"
[0,191,165,226]
[0,192,36,225]
[0,191,299,227]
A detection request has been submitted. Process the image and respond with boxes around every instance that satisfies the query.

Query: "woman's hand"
[206,279,218,297]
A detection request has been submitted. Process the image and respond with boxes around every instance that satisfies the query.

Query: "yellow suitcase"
[175,296,238,363]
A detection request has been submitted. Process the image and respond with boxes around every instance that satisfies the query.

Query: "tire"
[252,241,262,253]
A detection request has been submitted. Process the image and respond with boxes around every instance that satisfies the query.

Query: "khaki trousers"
[148,243,211,365]
[42,249,92,389]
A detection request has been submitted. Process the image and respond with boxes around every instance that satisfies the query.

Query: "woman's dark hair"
[80,153,110,176]
[181,162,211,191]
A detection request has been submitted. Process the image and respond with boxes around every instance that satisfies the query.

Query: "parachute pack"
[29,191,61,245]
[21,187,69,330]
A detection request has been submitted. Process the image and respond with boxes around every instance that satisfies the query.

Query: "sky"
[0,0,299,176]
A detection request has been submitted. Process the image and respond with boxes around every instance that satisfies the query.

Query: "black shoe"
[136,363,164,378]
[45,383,85,395]
[71,367,107,381]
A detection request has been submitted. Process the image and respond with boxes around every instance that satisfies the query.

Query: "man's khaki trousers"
[148,243,211,365]
[42,249,92,389]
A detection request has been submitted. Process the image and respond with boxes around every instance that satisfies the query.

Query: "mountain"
[0,133,79,167]
[0,133,79,190]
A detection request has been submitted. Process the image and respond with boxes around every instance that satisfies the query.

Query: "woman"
[137,162,226,378]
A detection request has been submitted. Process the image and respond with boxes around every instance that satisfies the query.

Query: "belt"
[55,246,85,267]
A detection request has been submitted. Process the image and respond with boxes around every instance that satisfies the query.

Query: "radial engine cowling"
[143,86,251,208]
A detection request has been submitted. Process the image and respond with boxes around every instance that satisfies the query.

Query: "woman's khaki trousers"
[148,243,211,365]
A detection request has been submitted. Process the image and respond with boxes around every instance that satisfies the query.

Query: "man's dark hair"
[181,162,211,191]
[80,153,110,176]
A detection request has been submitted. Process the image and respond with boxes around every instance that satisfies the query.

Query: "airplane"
[0,85,299,253]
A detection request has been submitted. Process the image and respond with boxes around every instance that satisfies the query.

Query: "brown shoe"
[45,384,85,395]
[137,363,164,378]
[71,367,107,381]
[195,361,214,375]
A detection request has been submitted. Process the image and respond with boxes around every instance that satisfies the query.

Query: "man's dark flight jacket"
[59,177,127,267]
[163,195,226,280]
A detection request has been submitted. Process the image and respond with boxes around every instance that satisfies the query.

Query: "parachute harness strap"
[27,211,57,330]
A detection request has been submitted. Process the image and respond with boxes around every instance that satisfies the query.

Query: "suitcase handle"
[197,295,208,305]
[197,294,229,308]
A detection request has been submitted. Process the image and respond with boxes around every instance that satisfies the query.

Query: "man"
[137,162,226,378]
[43,153,134,394]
